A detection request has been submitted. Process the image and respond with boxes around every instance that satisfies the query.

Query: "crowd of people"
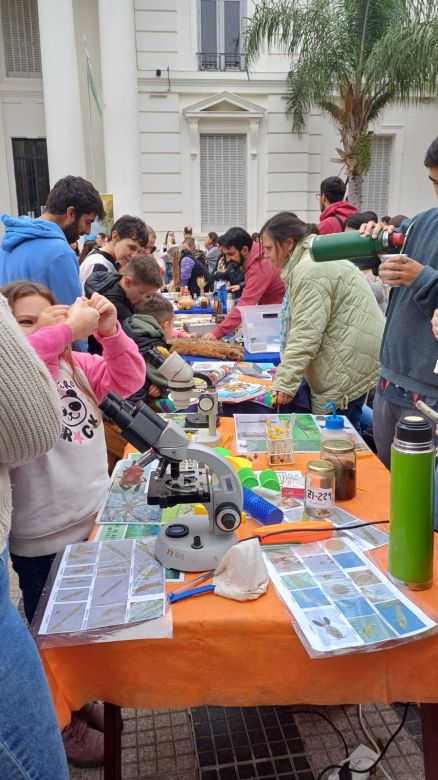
[1,133,438,774]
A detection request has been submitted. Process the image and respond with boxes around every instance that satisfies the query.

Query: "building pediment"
[183,92,265,120]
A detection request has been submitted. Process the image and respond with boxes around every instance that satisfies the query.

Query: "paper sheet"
[234,413,372,456]
[282,505,388,553]
[263,539,436,656]
[96,458,162,525]
[39,539,166,635]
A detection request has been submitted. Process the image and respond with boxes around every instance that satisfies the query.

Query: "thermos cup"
[388,415,435,590]
[309,229,405,264]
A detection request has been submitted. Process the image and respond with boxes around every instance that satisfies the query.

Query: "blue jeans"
[11,552,56,624]
[214,285,227,311]
[0,546,68,779]
[343,393,367,433]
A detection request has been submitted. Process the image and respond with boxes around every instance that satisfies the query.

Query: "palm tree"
[245,0,438,206]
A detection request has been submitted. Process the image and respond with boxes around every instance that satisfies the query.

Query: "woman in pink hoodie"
[0,280,145,767]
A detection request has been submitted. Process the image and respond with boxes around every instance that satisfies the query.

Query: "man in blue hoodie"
[0,176,104,305]
[362,135,438,468]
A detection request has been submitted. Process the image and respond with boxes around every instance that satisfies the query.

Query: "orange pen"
[251,521,333,545]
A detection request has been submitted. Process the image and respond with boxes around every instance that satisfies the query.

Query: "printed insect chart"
[263,538,436,657]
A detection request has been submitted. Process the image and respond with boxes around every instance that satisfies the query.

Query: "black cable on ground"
[315,702,410,779]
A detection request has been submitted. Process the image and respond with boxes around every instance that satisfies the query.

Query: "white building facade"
[0,0,437,240]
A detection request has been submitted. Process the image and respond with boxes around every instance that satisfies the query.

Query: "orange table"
[39,417,438,779]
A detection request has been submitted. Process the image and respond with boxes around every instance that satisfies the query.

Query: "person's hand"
[148,384,161,398]
[228,285,240,292]
[360,220,395,239]
[432,309,438,340]
[89,292,118,337]
[379,256,423,287]
[274,391,294,405]
[36,304,69,329]
[202,332,217,340]
[66,297,100,341]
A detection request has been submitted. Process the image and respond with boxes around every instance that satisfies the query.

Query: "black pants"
[10,552,56,624]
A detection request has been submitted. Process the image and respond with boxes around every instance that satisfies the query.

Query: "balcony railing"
[197,52,246,71]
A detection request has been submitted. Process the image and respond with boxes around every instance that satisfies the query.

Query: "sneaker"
[62,713,104,768]
[78,701,104,732]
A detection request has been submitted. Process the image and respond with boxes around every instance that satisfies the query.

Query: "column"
[37,0,87,184]
[98,0,143,217]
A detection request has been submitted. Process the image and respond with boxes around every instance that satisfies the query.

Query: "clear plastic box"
[239,304,281,354]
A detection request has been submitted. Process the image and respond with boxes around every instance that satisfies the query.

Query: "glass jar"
[304,460,335,518]
[320,439,356,500]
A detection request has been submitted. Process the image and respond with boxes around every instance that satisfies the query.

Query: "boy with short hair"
[85,255,162,353]
[80,215,148,289]
[125,292,175,403]
[85,254,162,320]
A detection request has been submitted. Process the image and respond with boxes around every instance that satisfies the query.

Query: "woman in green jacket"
[260,211,385,430]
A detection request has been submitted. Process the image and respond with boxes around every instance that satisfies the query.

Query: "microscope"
[100,393,242,572]
[147,348,221,447]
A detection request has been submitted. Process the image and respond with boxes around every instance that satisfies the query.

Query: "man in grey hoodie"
[362,135,438,467]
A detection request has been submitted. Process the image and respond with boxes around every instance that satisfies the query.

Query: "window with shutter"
[362,136,392,218]
[200,134,247,232]
[1,0,42,78]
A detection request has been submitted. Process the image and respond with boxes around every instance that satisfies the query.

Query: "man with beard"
[0,176,103,304]
[202,226,284,340]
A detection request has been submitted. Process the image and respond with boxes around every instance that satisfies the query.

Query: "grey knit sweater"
[0,295,62,551]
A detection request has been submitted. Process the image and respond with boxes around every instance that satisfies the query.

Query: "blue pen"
[168,584,215,604]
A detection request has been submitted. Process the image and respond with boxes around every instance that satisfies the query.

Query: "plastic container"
[240,304,281,354]
[319,402,349,448]
[320,439,356,500]
[388,415,435,591]
[304,460,335,518]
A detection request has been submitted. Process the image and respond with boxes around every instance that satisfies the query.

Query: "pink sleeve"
[73,322,146,403]
[27,323,73,379]
[211,262,270,339]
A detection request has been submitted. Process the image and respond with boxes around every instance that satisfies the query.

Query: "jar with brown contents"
[320,439,356,500]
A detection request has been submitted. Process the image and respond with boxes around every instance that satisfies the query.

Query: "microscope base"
[155,515,237,572]
[192,430,222,447]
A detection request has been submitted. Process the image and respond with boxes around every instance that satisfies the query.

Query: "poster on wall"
[90,193,113,238]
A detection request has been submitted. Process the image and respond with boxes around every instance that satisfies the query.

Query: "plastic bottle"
[309,229,405,264]
[319,402,348,451]
[388,415,435,590]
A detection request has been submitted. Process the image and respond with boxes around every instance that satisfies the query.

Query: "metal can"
[304,460,335,518]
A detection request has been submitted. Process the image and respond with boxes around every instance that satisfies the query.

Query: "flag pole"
[84,35,96,183]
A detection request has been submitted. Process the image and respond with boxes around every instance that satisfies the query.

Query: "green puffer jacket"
[273,237,385,413]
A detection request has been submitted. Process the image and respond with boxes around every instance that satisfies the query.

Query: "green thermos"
[309,229,405,263]
[388,415,435,590]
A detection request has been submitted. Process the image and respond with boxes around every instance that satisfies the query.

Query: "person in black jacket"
[213,257,245,299]
[84,255,162,352]
[179,237,211,296]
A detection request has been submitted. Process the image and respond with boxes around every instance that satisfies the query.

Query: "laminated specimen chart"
[39,539,166,635]
[96,458,162,525]
[234,414,371,456]
[282,505,388,553]
[263,539,436,656]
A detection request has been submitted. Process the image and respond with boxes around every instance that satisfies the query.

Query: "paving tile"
[121,747,137,763]
[138,744,157,762]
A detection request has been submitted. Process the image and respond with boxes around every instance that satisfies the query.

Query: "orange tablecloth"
[40,417,438,729]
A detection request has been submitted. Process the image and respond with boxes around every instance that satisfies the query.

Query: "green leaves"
[244,0,438,188]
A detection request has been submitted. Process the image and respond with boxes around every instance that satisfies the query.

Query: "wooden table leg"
[420,703,438,780]
[104,701,122,780]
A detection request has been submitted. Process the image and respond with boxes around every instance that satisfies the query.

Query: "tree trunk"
[347,170,363,209]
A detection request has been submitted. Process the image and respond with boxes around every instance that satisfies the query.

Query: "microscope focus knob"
[215,503,241,533]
